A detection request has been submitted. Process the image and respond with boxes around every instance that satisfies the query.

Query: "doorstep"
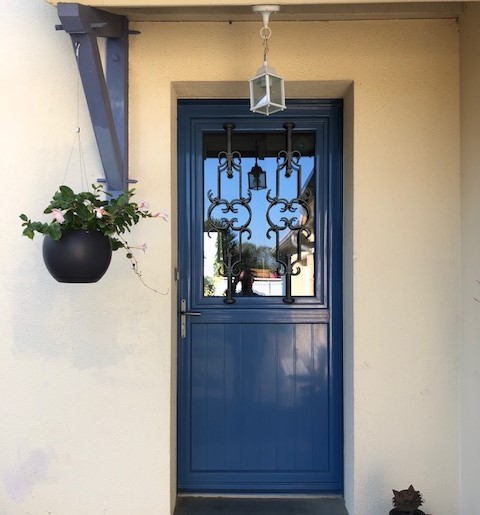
[174,496,349,515]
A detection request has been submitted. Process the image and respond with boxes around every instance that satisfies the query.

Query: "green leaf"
[47,222,62,240]
[19,213,28,221]
[117,195,127,207]
[22,228,35,239]
[59,185,75,198]
[111,239,124,251]
[75,203,90,220]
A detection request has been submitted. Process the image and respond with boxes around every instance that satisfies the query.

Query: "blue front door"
[177,101,343,494]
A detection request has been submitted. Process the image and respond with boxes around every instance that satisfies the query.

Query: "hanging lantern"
[248,158,267,190]
[249,64,285,116]
[249,5,286,116]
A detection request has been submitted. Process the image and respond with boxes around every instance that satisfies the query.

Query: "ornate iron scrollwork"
[267,123,312,303]
[206,124,252,304]
[207,122,312,304]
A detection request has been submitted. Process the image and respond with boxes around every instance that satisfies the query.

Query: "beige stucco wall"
[0,0,462,514]
[133,15,462,514]
[0,1,173,514]
[459,4,480,513]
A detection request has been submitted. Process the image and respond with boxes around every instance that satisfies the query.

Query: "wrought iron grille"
[266,123,312,303]
[205,122,311,304]
[206,124,252,304]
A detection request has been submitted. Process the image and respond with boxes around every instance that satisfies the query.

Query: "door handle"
[180,298,201,316]
[180,299,201,338]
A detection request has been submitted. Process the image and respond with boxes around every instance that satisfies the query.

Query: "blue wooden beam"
[57,3,133,194]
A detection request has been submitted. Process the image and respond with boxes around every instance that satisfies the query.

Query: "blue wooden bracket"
[57,3,136,194]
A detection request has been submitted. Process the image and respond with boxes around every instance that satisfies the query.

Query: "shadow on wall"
[12,250,136,371]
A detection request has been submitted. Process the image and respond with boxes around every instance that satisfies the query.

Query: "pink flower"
[138,201,149,210]
[94,207,106,219]
[152,209,168,222]
[132,242,147,253]
[51,209,65,224]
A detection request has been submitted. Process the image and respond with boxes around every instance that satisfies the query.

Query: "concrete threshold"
[174,496,349,515]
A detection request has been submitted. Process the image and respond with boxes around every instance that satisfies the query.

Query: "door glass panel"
[203,131,316,299]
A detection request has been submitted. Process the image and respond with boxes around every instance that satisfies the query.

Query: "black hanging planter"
[42,229,112,283]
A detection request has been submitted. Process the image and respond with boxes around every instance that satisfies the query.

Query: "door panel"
[178,101,343,493]
[189,323,330,472]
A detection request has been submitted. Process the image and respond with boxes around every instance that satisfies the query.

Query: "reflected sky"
[204,155,315,248]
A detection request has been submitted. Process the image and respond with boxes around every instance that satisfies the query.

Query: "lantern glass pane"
[250,74,270,113]
[257,171,266,189]
[248,171,256,190]
[248,167,267,190]
[269,75,283,106]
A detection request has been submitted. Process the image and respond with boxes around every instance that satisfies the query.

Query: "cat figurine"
[389,485,426,515]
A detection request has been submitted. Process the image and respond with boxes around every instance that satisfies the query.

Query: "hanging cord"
[62,128,79,184]
[78,129,89,191]
[62,41,90,191]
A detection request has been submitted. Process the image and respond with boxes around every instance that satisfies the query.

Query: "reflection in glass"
[203,132,316,298]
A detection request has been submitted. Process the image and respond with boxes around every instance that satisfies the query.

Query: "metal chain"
[260,26,271,64]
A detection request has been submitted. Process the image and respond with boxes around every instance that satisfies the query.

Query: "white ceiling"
[105,2,463,22]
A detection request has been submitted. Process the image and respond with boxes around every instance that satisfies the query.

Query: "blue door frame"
[177,100,343,494]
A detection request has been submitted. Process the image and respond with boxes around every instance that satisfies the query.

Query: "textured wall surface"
[0,1,461,514]
[460,4,480,514]
[0,1,173,514]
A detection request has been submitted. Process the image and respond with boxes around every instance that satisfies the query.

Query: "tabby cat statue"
[389,485,426,515]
